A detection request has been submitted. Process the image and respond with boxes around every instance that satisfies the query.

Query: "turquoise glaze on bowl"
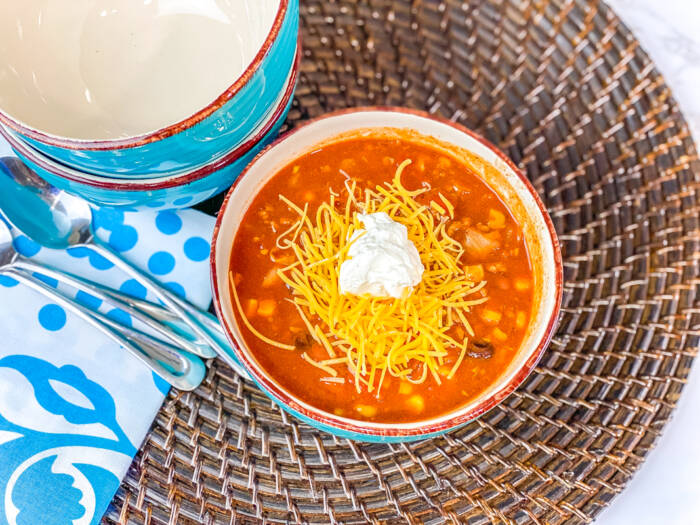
[1,92,294,212]
[4,0,298,178]
[262,390,475,443]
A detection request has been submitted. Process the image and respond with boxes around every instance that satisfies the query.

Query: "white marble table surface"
[595,1,700,524]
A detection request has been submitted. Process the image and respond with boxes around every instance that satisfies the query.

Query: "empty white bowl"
[0,0,299,176]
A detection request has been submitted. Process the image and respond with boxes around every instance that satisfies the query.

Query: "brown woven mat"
[106,1,700,523]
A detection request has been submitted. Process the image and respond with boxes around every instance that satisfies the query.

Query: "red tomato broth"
[229,135,534,423]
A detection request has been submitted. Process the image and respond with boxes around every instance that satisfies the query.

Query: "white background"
[597,1,700,524]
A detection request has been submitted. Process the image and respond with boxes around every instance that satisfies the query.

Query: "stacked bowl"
[0,0,299,210]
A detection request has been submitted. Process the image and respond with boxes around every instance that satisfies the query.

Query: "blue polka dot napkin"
[0,206,215,524]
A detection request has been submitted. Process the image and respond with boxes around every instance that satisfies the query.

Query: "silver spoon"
[0,158,213,359]
[89,283,250,379]
[8,255,214,358]
[0,158,222,358]
[6,264,252,380]
[0,219,205,390]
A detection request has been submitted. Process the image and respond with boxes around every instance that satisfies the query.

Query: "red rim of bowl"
[0,45,300,192]
[211,106,564,438]
[0,0,291,150]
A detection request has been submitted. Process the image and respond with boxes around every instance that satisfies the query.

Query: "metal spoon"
[10,255,215,358]
[0,158,213,359]
[88,283,250,379]
[0,219,205,390]
[8,258,251,379]
[0,157,223,358]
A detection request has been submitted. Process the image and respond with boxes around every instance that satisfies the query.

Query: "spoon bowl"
[0,157,92,248]
[0,216,17,268]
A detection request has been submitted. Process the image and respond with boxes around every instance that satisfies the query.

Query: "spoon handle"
[12,258,217,359]
[88,241,236,365]
[64,279,251,380]
[2,267,206,391]
[92,281,221,333]
[96,286,252,378]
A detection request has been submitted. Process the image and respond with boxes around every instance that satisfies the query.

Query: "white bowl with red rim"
[211,107,563,442]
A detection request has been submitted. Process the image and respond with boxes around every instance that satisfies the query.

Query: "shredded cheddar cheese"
[230,159,488,395]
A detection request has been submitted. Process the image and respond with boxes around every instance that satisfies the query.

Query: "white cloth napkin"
[0,206,215,525]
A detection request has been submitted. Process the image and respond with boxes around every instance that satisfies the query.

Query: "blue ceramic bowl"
[0,0,298,178]
[0,57,297,212]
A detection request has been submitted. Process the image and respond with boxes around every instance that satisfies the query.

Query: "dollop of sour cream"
[339,212,424,298]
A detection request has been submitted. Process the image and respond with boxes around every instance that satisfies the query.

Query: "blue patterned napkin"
[0,206,215,524]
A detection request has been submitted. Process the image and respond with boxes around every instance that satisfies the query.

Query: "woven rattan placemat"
[107,1,700,523]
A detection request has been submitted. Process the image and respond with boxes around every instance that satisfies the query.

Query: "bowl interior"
[0,54,297,186]
[0,0,280,141]
[213,109,561,434]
